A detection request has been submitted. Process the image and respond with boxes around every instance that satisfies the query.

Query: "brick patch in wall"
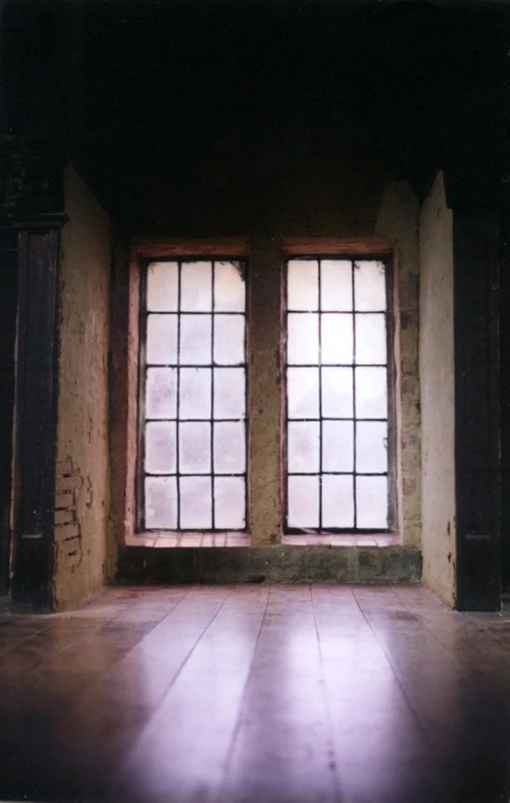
[54,457,83,565]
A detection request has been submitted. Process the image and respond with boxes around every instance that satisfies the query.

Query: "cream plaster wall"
[53,166,112,610]
[419,171,456,606]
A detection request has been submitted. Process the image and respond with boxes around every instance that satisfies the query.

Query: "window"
[140,258,248,531]
[284,257,394,533]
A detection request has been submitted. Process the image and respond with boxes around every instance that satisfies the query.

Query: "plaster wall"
[53,166,112,609]
[419,171,456,606]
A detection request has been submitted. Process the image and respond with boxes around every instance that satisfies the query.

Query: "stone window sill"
[125,533,400,548]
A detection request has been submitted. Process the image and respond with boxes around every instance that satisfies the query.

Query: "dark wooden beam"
[446,170,502,610]
[0,140,65,610]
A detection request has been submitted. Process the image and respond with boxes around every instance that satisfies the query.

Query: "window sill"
[282,534,400,547]
[125,533,399,548]
[127,532,251,548]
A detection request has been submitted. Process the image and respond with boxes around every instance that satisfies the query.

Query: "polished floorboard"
[1,585,510,803]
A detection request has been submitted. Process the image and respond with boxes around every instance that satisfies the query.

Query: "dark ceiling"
[2,0,508,226]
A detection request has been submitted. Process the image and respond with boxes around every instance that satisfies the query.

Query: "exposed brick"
[55,523,80,542]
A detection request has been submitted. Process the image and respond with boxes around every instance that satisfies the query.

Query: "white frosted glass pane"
[287,367,319,419]
[180,315,211,364]
[145,422,176,473]
[145,477,177,529]
[146,315,177,365]
[179,422,210,474]
[288,422,319,473]
[287,313,319,365]
[357,421,388,473]
[147,262,178,311]
[179,368,211,419]
[180,476,212,529]
[322,421,353,472]
[356,314,387,365]
[354,261,386,311]
[214,422,245,473]
[214,477,245,529]
[320,260,352,311]
[356,476,388,529]
[321,314,353,364]
[287,260,318,311]
[322,475,354,528]
[214,261,245,312]
[181,261,212,311]
[355,367,387,418]
[214,368,245,419]
[287,475,319,528]
[214,315,245,365]
[322,367,353,418]
[146,368,177,419]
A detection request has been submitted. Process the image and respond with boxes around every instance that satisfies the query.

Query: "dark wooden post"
[446,172,502,610]
[0,141,65,610]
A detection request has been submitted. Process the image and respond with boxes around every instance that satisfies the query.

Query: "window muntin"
[141,259,248,531]
[284,257,393,532]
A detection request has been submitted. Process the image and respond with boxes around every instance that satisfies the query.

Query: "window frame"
[281,246,398,535]
[132,240,251,535]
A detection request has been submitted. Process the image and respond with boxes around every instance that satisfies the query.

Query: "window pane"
[147,262,178,311]
[320,260,352,311]
[288,421,320,473]
[180,476,212,529]
[146,368,177,419]
[287,367,319,419]
[356,314,387,365]
[180,315,211,365]
[214,368,245,419]
[214,315,245,365]
[322,475,354,528]
[214,421,245,474]
[145,422,176,473]
[179,368,211,419]
[287,313,319,365]
[356,476,388,529]
[354,260,386,311]
[287,475,319,528]
[321,314,353,365]
[147,314,177,365]
[179,422,210,474]
[214,261,245,312]
[287,260,318,311]
[145,477,177,529]
[355,367,387,419]
[214,477,245,529]
[356,421,388,473]
[322,367,353,418]
[322,420,353,472]
[181,261,212,311]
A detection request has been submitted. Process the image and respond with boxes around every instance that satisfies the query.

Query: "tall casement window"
[140,259,248,531]
[284,257,395,533]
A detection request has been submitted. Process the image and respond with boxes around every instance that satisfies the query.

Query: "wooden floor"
[1,586,510,803]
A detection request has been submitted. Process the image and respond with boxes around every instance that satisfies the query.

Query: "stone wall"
[419,171,456,606]
[376,182,421,547]
[53,166,112,609]
[113,145,422,550]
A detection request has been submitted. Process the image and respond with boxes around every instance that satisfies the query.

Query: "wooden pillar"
[446,172,501,610]
[0,141,65,610]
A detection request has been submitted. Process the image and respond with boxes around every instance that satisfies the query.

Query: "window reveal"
[141,259,248,531]
[284,258,393,532]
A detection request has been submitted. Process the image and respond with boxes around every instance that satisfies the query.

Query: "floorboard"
[0,585,509,803]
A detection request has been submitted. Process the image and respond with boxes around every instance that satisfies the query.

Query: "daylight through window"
[141,259,247,531]
[285,258,392,532]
